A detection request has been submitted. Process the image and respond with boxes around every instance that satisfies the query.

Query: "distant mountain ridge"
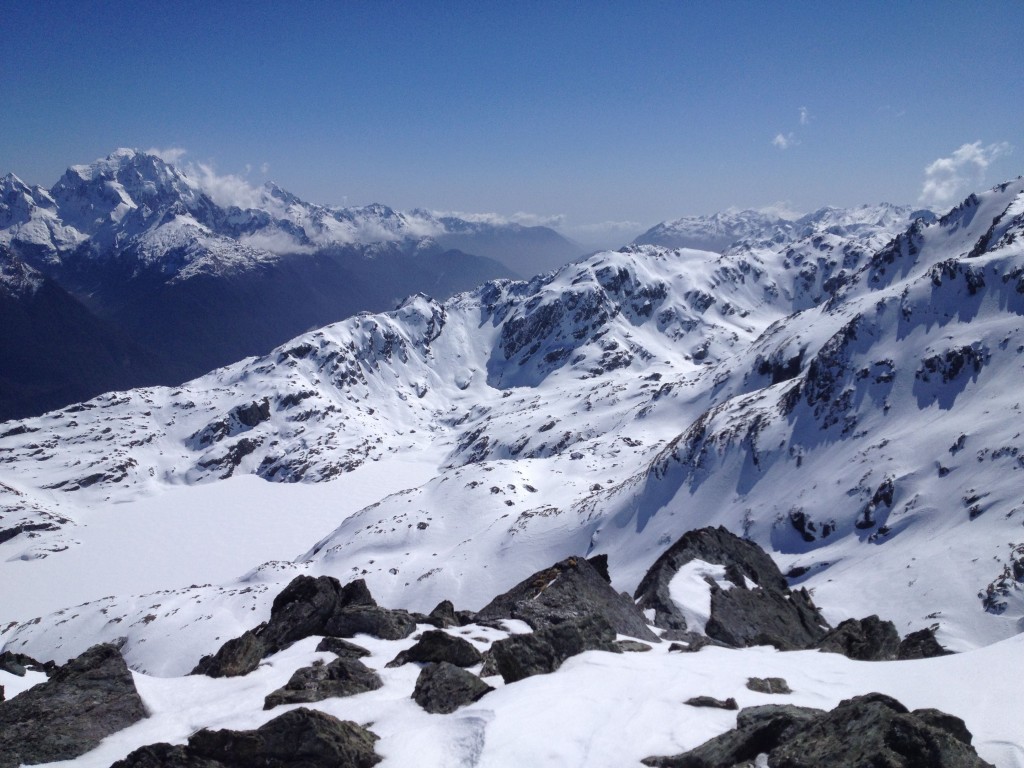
[0,149,585,420]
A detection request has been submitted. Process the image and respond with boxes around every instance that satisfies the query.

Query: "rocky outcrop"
[644,693,993,768]
[815,616,900,661]
[634,527,829,650]
[264,657,382,710]
[0,643,147,768]
[476,555,659,642]
[386,630,483,668]
[191,629,265,678]
[111,707,381,768]
[412,662,493,714]
[488,614,621,683]
[898,627,953,659]
[315,637,372,659]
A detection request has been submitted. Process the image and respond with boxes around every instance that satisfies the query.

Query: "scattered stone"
[315,637,372,659]
[0,644,147,768]
[489,614,621,683]
[264,657,382,710]
[898,627,953,659]
[746,676,792,694]
[426,600,459,628]
[616,640,653,652]
[112,707,381,768]
[634,526,830,650]
[662,630,714,651]
[646,694,993,768]
[476,555,659,642]
[412,662,493,714]
[191,629,265,678]
[478,651,500,678]
[386,629,483,668]
[685,695,738,710]
[815,615,900,661]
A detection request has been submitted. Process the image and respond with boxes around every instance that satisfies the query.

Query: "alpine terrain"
[2,177,1024,767]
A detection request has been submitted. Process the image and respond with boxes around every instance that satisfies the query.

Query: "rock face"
[476,555,659,642]
[898,627,953,660]
[111,707,381,768]
[412,662,494,714]
[0,643,147,768]
[488,614,621,683]
[634,526,830,650]
[386,630,483,668]
[193,575,416,677]
[644,693,993,768]
[815,616,900,660]
[264,657,383,710]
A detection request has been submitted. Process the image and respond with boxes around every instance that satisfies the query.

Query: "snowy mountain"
[1,179,1023,766]
[0,149,588,420]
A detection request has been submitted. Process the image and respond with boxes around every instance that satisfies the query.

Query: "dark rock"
[412,662,494,714]
[770,693,993,767]
[478,650,500,678]
[426,599,459,628]
[259,575,373,654]
[264,656,382,710]
[476,555,659,642]
[898,627,953,659]
[191,629,266,678]
[0,652,27,677]
[386,629,483,668]
[643,704,822,767]
[0,685,3,703]
[815,615,900,661]
[115,707,381,768]
[315,637,372,659]
[323,606,418,641]
[635,527,830,650]
[913,708,975,746]
[664,632,713,652]
[685,696,738,710]
[616,640,653,652]
[0,643,147,768]
[746,676,792,694]
[587,553,612,583]
[489,614,621,683]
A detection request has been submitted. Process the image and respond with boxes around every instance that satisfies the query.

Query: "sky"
[2,0,1021,247]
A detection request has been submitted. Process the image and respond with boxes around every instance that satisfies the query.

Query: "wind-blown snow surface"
[2,180,1024,764]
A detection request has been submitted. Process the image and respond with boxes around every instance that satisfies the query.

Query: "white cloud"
[432,210,567,228]
[238,230,315,255]
[919,141,1012,206]
[260,162,270,175]
[772,133,795,150]
[799,106,810,125]
[756,201,804,220]
[184,161,268,210]
[146,147,188,164]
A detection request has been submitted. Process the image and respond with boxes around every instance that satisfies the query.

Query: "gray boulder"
[476,555,659,642]
[815,615,900,660]
[264,657,382,710]
[746,677,792,694]
[386,629,483,668]
[191,629,265,678]
[898,627,953,659]
[412,662,493,714]
[0,643,147,768]
[315,637,372,659]
[634,526,829,650]
[112,707,381,768]
[684,696,738,710]
[489,614,621,683]
[323,605,418,641]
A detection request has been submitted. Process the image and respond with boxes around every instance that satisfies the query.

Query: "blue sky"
[2,0,1021,245]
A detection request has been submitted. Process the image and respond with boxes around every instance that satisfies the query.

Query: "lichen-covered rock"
[264,657,382,710]
[386,629,483,668]
[113,707,381,768]
[476,555,659,642]
[635,526,830,650]
[815,615,900,661]
[412,662,493,714]
[488,614,621,683]
[0,643,147,768]
[191,629,265,678]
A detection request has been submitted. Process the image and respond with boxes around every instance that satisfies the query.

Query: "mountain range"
[2,168,1023,765]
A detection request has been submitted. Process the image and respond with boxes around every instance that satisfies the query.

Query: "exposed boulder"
[643,704,823,767]
[315,637,372,659]
[634,526,830,650]
[644,694,993,768]
[0,653,26,677]
[898,626,953,659]
[815,615,900,661]
[685,696,738,710]
[0,643,147,768]
[112,707,381,768]
[386,629,483,668]
[426,600,460,628]
[488,614,621,683]
[476,555,659,642]
[264,657,382,710]
[191,629,265,678]
[322,605,418,641]
[746,677,792,695]
[412,662,493,714]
